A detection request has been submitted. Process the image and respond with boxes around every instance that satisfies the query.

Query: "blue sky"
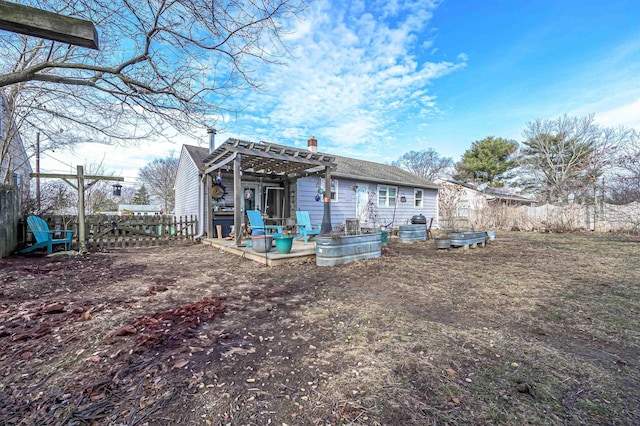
[41,0,640,183]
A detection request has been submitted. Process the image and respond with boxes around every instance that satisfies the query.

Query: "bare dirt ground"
[1,232,639,425]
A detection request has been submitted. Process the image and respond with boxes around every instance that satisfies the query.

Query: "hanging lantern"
[216,170,223,183]
[112,183,122,196]
[314,194,321,202]
[317,188,324,195]
[400,195,407,203]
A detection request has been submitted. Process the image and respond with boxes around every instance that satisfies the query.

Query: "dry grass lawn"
[1,231,638,425]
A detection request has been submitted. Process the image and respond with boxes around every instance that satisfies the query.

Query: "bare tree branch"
[1,0,308,183]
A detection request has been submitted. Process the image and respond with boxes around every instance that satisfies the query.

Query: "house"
[435,179,535,230]
[1,94,32,200]
[118,204,163,216]
[175,134,439,240]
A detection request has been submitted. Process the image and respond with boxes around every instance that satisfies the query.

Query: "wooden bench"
[21,215,73,254]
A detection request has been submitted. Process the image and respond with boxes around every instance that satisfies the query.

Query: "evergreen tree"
[454,136,518,186]
[132,185,151,205]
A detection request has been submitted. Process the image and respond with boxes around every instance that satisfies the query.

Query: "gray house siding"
[296,176,438,229]
[174,147,200,217]
[296,176,354,225]
[1,96,31,200]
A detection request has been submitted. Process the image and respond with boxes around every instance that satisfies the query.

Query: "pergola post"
[233,154,243,246]
[77,165,86,254]
[320,166,332,235]
[205,173,213,238]
[29,168,123,254]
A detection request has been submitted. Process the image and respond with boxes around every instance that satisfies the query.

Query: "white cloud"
[596,98,640,130]
[221,0,466,158]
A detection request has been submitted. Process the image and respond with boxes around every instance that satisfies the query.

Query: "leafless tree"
[520,114,630,203]
[608,131,640,204]
[138,156,178,212]
[1,0,307,179]
[437,181,464,232]
[117,185,137,205]
[35,180,76,214]
[392,149,453,181]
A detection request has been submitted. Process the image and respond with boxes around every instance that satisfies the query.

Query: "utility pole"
[35,132,40,211]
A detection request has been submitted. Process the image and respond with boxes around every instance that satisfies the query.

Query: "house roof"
[118,204,162,212]
[183,139,438,189]
[184,145,209,171]
[330,154,438,189]
[439,179,534,204]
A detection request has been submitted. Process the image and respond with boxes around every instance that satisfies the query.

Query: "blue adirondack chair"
[246,210,282,236]
[21,215,73,254]
[295,211,321,243]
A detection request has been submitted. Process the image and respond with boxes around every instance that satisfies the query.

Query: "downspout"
[193,173,206,240]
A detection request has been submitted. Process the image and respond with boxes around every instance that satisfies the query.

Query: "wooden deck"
[202,237,316,266]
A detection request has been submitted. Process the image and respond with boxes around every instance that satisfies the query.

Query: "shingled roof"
[331,154,438,189]
[184,145,209,171]
[183,140,439,189]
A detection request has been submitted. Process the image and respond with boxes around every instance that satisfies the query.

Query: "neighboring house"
[175,136,440,236]
[0,94,32,201]
[118,204,163,215]
[435,179,535,230]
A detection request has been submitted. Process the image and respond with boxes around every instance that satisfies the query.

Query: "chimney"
[207,128,217,153]
[307,135,318,153]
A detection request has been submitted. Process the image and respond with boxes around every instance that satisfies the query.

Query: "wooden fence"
[22,214,198,251]
[1,184,20,258]
[450,201,640,233]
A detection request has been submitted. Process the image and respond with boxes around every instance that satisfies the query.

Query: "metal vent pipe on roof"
[207,128,217,153]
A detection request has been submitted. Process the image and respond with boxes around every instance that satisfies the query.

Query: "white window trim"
[320,178,339,202]
[377,185,398,207]
[414,189,423,208]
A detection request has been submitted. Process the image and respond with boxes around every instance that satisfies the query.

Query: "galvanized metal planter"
[399,224,426,243]
[434,237,451,249]
[450,231,486,247]
[316,232,382,266]
[251,235,273,253]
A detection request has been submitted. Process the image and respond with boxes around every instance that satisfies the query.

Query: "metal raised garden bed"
[449,231,486,248]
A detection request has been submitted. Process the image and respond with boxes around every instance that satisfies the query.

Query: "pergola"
[202,139,337,246]
[0,1,99,49]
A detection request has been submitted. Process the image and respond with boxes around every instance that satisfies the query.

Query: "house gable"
[174,145,208,217]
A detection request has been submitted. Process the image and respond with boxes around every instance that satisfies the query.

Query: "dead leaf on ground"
[42,303,65,314]
[172,359,189,369]
[445,368,457,377]
[115,325,137,336]
[221,346,256,358]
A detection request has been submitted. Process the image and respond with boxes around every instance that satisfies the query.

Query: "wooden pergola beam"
[31,167,123,253]
[0,1,99,49]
